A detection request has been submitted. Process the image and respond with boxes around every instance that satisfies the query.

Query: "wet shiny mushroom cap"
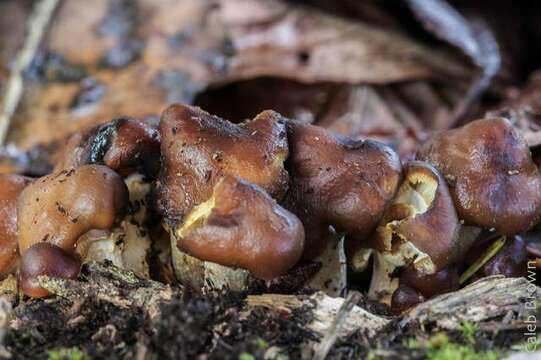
[391,285,424,314]
[371,162,462,273]
[55,117,160,177]
[284,120,402,260]
[175,175,304,280]
[20,242,81,298]
[418,117,541,236]
[0,174,32,276]
[466,235,528,278]
[155,104,289,222]
[17,165,128,254]
[399,265,460,299]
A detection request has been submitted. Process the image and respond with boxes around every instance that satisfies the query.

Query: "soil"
[3,270,530,360]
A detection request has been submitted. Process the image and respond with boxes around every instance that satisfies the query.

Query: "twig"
[459,236,506,284]
[313,291,361,360]
[0,0,60,146]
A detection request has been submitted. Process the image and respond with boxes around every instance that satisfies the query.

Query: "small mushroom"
[390,266,459,314]
[154,104,289,223]
[390,285,424,314]
[17,165,128,254]
[399,265,460,299]
[284,120,402,262]
[367,161,462,304]
[418,117,541,236]
[20,243,81,298]
[0,174,32,277]
[55,117,160,177]
[174,175,304,281]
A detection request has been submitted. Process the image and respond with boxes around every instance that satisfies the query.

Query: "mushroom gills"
[379,172,438,273]
[368,169,440,304]
[76,174,152,278]
[175,195,216,239]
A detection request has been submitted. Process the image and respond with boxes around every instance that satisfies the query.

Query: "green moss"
[459,321,479,345]
[254,337,269,350]
[47,347,88,360]
[239,352,256,360]
[512,337,541,352]
[406,333,500,360]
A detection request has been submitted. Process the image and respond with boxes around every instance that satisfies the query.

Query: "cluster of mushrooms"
[0,104,538,312]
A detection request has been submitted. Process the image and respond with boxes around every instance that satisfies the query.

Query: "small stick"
[0,0,60,146]
[313,291,361,360]
[459,236,506,285]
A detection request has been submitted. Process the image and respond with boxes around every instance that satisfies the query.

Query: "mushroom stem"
[459,236,506,284]
[368,252,400,305]
[170,238,250,292]
[307,231,347,297]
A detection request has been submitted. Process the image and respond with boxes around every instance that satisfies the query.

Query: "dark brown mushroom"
[154,104,289,223]
[391,285,424,314]
[0,174,32,277]
[467,235,528,278]
[174,175,304,280]
[17,165,128,254]
[399,265,460,299]
[418,117,541,236]
[366,161,462,303]
[20,242,81,298]
[55,117,160,177]
[283,120,402,261]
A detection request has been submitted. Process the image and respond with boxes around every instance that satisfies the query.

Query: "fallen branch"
[38,262,176,319]
[0,0,60,145]
[402,276,535,330]
[246,291,390,339]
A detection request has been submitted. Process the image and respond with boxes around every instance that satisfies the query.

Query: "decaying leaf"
[487,70,541,147]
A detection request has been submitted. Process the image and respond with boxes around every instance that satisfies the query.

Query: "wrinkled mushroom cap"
[155,104,289,222]
[55,118,160,177]
[0,174,31,276]
[20,242,81,298]
[174,175,304,280]
[372,161,461,273]
[284,120,401,259]
[18,165,128,254]
[418,117,541,235]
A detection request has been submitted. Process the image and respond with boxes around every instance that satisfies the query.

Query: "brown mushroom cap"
[17,165,128,254]
[371,161,462,273]
[466,235,528,278]
[399,265,460,299]
[174,175,304,280]
[0,174,32,276]
[155,104,289,222]
[284,120,402,260]
[20,242,81,298]
[418,117,541,235]
[391,285,424,314]
[55,118,160,177]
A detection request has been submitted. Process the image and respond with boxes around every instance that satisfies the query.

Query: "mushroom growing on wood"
[18,165,128,254]
[283,120,402,263]
[20,242,81,298]
[173,175,304,281]
[366,161,462,304]
[0,174,32,277]
[17,165,128,297]
[418,117,541,236]
[154,104,289,223]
